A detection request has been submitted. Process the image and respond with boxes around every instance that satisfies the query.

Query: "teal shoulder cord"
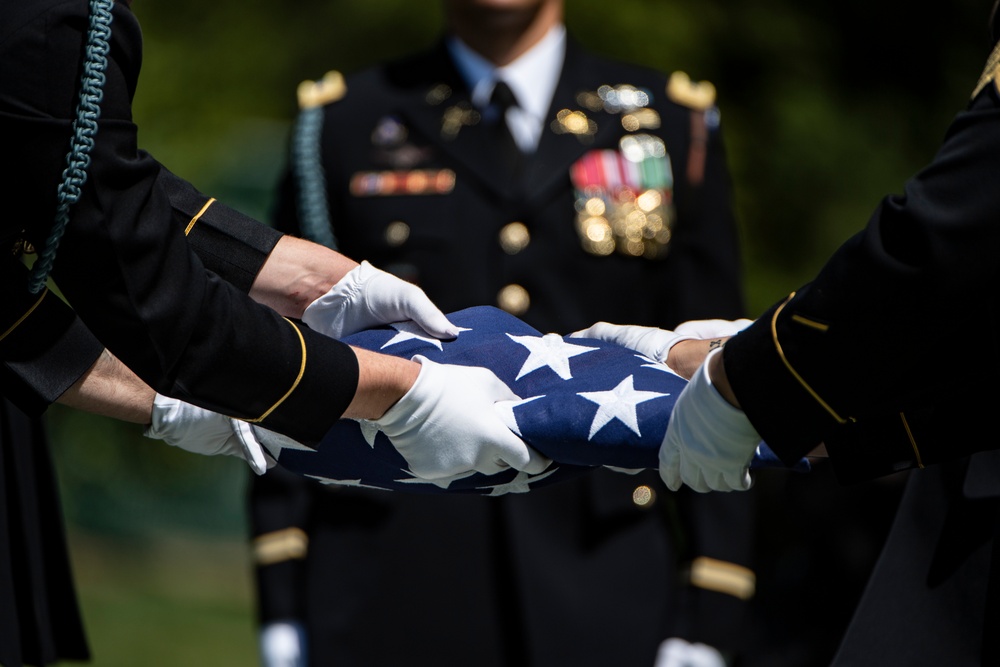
[28,0,114,293]
[291,106,339,250]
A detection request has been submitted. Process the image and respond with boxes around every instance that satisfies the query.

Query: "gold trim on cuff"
[689,556,756,601]
[184,198,216,236]
[772,293,849,425]
[0,290,48,343]
[245,318,308,423]
[899,412,925,469]
[253,527,309,566]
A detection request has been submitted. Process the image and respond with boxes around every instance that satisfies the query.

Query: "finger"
[519,445,552,475]
[492,428,537,472]
[230,419,269,475]
[568,321,614,339]
[407,300,461,339]
[659,441,683,491]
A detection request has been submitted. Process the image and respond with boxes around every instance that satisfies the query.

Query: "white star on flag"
[396,470,477,490]
[479,468,559,496]
[578,375,670,439]
[381,322,471,351]
[356,419,381,448]
[507,333,597,380]
[306,475,384,490]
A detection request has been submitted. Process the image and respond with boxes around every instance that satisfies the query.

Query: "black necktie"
[488,80,523,181]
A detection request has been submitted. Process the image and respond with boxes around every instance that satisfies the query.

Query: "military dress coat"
[0,2,377,662]
[251,38,757,666]
[723,35,1000,666]
[1,0,362,447]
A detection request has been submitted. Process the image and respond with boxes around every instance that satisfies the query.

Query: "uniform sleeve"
[0,261,103,416]
[157,166,283,293]
[1,1,357,445]
[725,84,1000,470]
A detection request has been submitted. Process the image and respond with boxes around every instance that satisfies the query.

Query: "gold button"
[499,222,530,255]
[497,284,530,316]
[632,485,656,508]
[384,221,410,247]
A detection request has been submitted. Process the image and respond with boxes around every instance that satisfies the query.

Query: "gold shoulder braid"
[297,70,347,110]
[667,72,717,186]
[972,40,1000,98]
[666,71,716,110]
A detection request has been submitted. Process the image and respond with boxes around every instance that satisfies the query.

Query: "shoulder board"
[667,71,716,111]
[297,70,347,110]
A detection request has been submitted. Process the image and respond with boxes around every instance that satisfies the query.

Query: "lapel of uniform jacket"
[395,41,520,201]
[520,39,624,205]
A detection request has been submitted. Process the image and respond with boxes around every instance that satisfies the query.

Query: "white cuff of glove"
[259,621,306,667]
[655,637,727,667]
[302,260,457,340]
[369,356,550,479]
[143,394,271,474]
[659,348,760,492]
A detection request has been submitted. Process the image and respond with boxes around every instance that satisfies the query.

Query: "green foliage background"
[45,1,991,664]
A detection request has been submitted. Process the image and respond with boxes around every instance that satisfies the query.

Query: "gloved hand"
[259,621,306,667]
[659,348,760,492]
[143,394,273,474]
[303,260,459,339]
[367,356,550,479]
[655,637,727,667]
[571,319,751,366]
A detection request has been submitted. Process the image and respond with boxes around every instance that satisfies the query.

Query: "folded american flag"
[270,306,805,494]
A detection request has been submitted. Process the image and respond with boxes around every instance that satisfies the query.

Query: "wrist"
[708,346,740,408]
[251,236,358,318]
[342,347,421,419]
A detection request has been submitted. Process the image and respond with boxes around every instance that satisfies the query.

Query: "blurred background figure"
[249,0,757,665]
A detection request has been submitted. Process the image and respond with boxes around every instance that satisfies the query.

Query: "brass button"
[632,485,656,508]
[384,221,410,247]
[499,221,530,255]
[497,284,530,316]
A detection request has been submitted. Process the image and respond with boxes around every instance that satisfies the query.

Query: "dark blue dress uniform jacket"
[250,38,757,666]
[723,33,1000,667]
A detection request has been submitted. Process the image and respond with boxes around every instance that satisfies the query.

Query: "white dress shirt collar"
[446,24,566,152]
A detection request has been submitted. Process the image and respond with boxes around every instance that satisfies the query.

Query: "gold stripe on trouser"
[688,557,756,601]
[253,527,309,566]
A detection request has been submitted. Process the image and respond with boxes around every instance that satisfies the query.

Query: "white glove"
[303,260,458,339]
[571,319,752,364]
[655,638,727,667]
[259,621,306,667]
[368,356,550,479]
[660,348,760,492]
[143,394,272,475]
